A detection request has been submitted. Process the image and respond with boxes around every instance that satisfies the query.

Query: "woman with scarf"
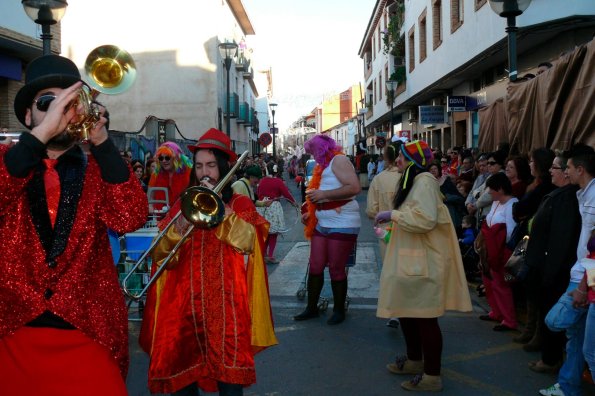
[375,140,472,392]
[293,134,361,325]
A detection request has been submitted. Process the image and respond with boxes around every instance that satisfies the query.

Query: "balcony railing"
[224,93,239,118]
[236,102,249,124]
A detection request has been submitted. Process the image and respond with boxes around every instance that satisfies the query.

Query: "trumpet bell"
[180,186,225,229]
[84,45,136,94]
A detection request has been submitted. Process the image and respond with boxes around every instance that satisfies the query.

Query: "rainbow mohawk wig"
[155,141,193,174]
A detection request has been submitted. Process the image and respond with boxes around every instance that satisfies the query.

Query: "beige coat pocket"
[397,248,429,277]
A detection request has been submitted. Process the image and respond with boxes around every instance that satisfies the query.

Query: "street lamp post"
[218,40,238,147]
[488,0,533,82]
[385,80,397,139]
[22,0,68,56]
[269,103,277,158]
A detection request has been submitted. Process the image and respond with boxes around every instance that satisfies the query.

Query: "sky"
[244,0,376,132]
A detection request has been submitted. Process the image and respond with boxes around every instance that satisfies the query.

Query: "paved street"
[125,178,595,396]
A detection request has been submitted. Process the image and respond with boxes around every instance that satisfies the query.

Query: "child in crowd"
[459,215,479,281]
[459,215,477,245]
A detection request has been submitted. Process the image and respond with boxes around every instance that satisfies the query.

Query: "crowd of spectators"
[407,142,594,396]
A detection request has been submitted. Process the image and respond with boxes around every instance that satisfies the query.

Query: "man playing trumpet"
[0,55,148,395]
[139,128,277,395]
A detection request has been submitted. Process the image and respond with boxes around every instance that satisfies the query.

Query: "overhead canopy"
[479,40,595,154]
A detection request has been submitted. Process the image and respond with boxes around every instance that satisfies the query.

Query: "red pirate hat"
[188,128,237,161]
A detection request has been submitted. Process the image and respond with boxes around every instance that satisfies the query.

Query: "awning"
[0,54,22,81]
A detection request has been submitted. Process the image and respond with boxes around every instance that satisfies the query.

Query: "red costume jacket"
[148,167,191,210]
[139,194,277,393]
[0,138,148,377]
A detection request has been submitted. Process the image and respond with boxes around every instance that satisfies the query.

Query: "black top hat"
[14,55,81,128]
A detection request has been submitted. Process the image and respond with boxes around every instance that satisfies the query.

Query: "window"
[373,78,377,104]
[378,23,382,53]
[373,35,376,60]
[451,0,464,33]
[432,0,442,50]
[379,72,383,101]
[408,26,415,72]
[419,9,427,63]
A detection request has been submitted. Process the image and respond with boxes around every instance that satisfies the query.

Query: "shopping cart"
[296,244,355,312]
[117,226,158,321]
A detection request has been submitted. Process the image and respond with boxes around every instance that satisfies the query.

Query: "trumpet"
[122,151,249,300]
[67,45,136,141]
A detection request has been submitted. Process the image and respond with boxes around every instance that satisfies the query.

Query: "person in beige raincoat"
[375,140,472,392]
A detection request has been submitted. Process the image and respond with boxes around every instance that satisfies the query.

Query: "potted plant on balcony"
[389,65,407,87]
[382,2,405,57]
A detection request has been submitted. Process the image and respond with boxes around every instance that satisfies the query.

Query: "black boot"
[294,274,323,321]
[327,279,347,325]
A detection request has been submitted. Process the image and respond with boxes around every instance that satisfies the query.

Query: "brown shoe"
[513,331,533,344]
[401,373,443,392]
[528,360,560,374]
[387,356,424,375]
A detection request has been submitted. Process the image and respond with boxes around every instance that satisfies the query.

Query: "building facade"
[0,0,272,155]
[360,0,595,151]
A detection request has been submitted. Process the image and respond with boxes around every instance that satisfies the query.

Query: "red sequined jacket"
[0,137,148,377]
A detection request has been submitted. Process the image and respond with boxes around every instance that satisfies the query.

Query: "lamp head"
[22,0,68,25]
[488,0,532,17]
[218,41,238,60]
[385,80,397,91]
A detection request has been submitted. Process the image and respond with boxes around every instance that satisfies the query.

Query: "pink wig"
[304,134,342,169]
[154,141,193,174]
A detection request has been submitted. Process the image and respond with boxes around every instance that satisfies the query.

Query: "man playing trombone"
[139,128,277,396]
[0,54,148,395]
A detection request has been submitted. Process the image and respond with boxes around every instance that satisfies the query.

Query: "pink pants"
[482,268,517,328]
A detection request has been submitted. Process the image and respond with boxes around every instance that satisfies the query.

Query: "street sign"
[259,132,272,147]
[398,130,411,140]
[375,136,386,149]
[419,105,446,124]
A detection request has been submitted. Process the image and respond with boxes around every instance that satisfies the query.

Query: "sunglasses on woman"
[33,94,57,112]
[158,155,171,161]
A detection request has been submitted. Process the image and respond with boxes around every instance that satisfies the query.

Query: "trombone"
[122,150,249,300]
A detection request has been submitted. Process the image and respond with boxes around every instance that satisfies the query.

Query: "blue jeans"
[545,282,588,396]
[584,303,595,383]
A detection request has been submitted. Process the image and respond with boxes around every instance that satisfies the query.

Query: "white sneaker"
[539,383,565,396]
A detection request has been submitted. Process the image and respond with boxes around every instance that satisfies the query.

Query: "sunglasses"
[158,155,171,161]
[33,94,57,112]
[487,161,498,165]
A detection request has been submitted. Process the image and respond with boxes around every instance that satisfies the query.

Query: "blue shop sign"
[419,105,446,124]
[447,96,467,112]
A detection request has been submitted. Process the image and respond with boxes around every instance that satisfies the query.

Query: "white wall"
[60,0,260,142]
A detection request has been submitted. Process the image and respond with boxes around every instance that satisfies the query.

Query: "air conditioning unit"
[407,109,418,122]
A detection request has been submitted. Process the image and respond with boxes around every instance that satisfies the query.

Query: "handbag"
[504,235,529,282]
